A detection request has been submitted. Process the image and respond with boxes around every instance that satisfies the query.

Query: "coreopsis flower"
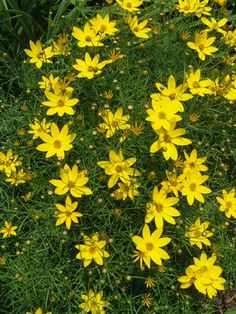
[150,122,192,161]
[36,123,76,159]
[107,49,125,63]
[97,150,140,188]
[55,196,83,229]
[103,89,114,101]
[178,252,226,298]
[145,186,180,228]
[116,0,143,12]
[141,294,153,308]
[75,233,110,267]
[52,33,70,56]
[26,308,52,314]
[176,0,212,17]
[181,172,211,205]
[187,31,218,61]
[42,90,79,116]
[128,16,151,39]
[145,276,156,288]
[38,74,59,91]
[5,169,26,186]
[188,113,200,123]
[73,53,108,79]
[186,69,213,96]
[0,149,22,177]
[146,99,182,131]
[224,30,236,48]
[0,221,17,238]
[24,40,54,68]
[50,164,93,198]
[182,149,208,176]
[161,171,184,197]
[90,14,118,37]
[151,75,193,112]
[79,289,109,313]
[201,17,227,35]
[185,218,214,249]
[112,179,139,200]
[28,118,51,140]
[72,22,104,47]
[98,107,130,138]
[216,189,236,218]
[132,224,171,268]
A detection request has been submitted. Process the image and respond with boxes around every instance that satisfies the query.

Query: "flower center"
[85,36,91,42]
[88,246,96,255]
[146,242,154,251]
[193,230,201,237]
[169,93,176,100]
[57,99,65,107]
[133,26,139,32]
[158,111,166,119]
[226,201,232,208]
[126,2,132,8]
[189,183,197,191]
[115,165,123,173]
[192,81,200,88]
[163,134,172,143]
[189,162,195,168]
[67,181,75,188]
[100,25,107,33]
[54,140,61,148]
[155,203,163,212]
[199,44,205,51]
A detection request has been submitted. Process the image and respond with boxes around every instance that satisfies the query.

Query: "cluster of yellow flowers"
[2,0,234,312]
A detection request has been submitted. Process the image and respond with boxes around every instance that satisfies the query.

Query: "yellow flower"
[0,149,22,177]
[201,17,227,35]
[0,256,7,265]
[130,122,144,136]
[186,69,213,96]
[98,107,130,138]
[26,307,52,314]
[151,75,193,112]
[79,289,109,313]
[141,294,153,308]
[75,233,110,267]
[150,122,192,161]
[5,169,26,186]
[145,276,156,288]
[24,40,54,68]
[0,221,17,238]
[42,90,79,116]
[145,186,180,228]
[113,179,139,200]
[188,113,200,123]
[90,14,118,37]
[55,196,83,229]
[52,33,70,56]
[181,172,211,205]
[116,0,143,12]
[132,224,171,268]
[216,189,236,218]
[178,252,226,298]
[107,49,125,63]
[28,118,51,140]
[36,122,76,159]
[181,31,190,41]
[161,171,184,197]
[176,0,212,17]
[128,16,151,39]
[185,218,214,249]
[183,149,208,176]
[103,89,114,101]
[38,74,59,91]
[49,164,93,198]
[72,22,104,47]
[146,98,182,131]
[187,31,218,61]
[97,150,140,188]
[73,53,108,79]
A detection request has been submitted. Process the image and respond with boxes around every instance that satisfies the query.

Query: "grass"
[0,0,236,313]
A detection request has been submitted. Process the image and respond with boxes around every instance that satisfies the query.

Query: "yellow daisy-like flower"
[186,69,213,96]
[112,179,140,200]
[132,224,171,268]
[185,218,214,249]
[187,31,218,61]
[28,118,51,140]
[5,169,26,186]
[145,186,180,228]
[0,221,17,238]
[90,14,118,37]
[75,233,110,267]
[38,74,59,91]
[72,22,104,48]
[36,122,76,159]
[42,90,79,116]
[73,53,108,79]
[216,189,236,218]
[50,164,93,198]
[116,0,143,12]
[181,172,211,205]
[201,17,227,35]
[97,150,140,188]
[24,40,54,68]
[0,149,22,177]
[128,16,151,39]
[183,149,208,176]
[55,196,83,229]
[79,289,109,313]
